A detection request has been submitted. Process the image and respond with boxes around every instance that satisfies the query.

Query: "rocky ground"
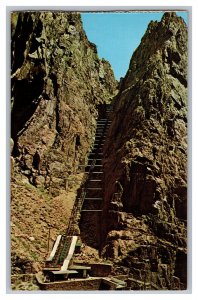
[11,171,83,272]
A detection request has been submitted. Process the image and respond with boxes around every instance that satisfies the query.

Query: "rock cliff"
[101,13,187,290]
[10,11,117,278]
[10,11,188,291]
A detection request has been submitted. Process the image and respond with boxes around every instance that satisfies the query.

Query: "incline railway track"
[44,104,113,273]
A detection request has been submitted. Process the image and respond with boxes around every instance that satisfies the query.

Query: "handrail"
[61,236,78,271]
[46,235,62,262]
[65,157,97,237]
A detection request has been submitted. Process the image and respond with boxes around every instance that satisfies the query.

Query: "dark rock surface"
[101,13,187,290]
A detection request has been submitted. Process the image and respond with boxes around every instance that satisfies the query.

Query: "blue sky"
[81,12,188,80]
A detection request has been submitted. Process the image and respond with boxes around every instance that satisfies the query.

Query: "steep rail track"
[44,104,113,271]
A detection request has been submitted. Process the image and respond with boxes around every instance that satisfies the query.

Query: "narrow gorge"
[10,11,187,291]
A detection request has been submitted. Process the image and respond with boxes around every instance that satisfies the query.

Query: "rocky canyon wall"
[10,11,117,277]
[11,11,117,195]
[10,11,188,290]
[101,13,188,289]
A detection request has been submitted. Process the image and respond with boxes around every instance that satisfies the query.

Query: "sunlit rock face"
[11,11,117,195]
[102,12,187,290]
[10,11,117,278]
